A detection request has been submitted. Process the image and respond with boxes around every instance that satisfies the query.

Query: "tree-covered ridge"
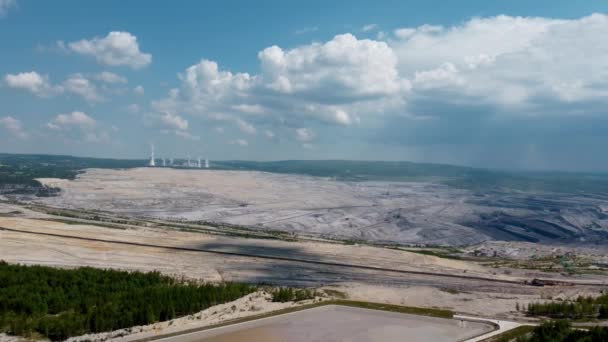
[0,262,256,341]
[0,153,143,186]
[519,320,608,342]
[526,293,608,320]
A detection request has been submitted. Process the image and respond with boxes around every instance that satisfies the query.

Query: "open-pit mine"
[1,167,608,341]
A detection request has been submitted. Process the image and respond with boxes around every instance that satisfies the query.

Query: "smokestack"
[149,143,156,167]
[162,158,166,167]
[197,157,201,168]
[187,155,191,167]
[205,158,209,169]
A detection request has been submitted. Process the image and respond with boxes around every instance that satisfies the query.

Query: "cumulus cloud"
[361,24,378,32]
[143,111,199,141]
[63,74,103,102]
[4,71,123,102]
[159,112,188,130]
[391,14,608,116]
[0,0,15,17]
[153,33,408,142]
[67,31,152,69]
[49,111,96,129]
[295,128,314,142]
[127,104,140,114]
[230,139,248,146]
[45,111,113,143]
[93,71,127,84]
[148,14,608,169]
[133,85,145,95]
[4,71,60,97]
[162,128,200,141]
[264,130,275,139]
[0,116,27,139]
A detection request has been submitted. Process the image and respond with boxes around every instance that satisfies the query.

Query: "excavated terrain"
[33,168,608,246]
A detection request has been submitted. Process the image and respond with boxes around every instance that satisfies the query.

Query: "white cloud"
[5,71,117,102]
[0,0,15,17]
[93,71,127,84]
[151,14,608,148]
[153,33,407,141]
[4,71,60,97]
[264,130,275,139]
[413,62,463,89]
[0,116,27,139]
[258,34,406,99]
[46,111,112,143]
[235,118,256,134]
[161,129,200,141]
[68,31,152,69]
[230,139,248,146]
[214,127,225,134]
[391,14,608,115]
[63,74,103,102]
[295,128,314,142]
[362,24,378,32]
[144,111,199,141]
[232,104,265,115]
[127,104,140,113]
[50,111,96,128]
[159,112,188,130]
[133,85,145,95]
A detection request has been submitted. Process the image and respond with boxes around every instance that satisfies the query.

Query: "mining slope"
[35,168,608,246]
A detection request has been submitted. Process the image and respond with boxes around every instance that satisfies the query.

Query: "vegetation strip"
[0,262,256,341]
[134,300,454,342]
[525,293,608,320]
[0,225,531,286]
[479,325,534,342]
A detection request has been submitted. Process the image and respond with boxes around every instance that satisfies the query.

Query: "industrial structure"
[149,144,155,167]
[147,144,210,169]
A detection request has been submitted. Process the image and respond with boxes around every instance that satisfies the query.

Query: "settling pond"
[157,305,494,342]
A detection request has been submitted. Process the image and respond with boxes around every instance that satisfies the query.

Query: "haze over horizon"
[2,0,608,172]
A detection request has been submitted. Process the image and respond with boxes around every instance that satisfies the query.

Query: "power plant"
[147,144,210,169]
[149,144,155,167]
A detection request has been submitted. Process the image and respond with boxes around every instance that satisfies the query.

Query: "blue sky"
[1,0,608,171]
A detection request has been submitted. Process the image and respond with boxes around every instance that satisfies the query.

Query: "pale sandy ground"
[33,168,495,246]
[153,305,493,342]
[33,168,608,247]
[1,214,604,313]
[1,206,606,341]
[0,215,494,280]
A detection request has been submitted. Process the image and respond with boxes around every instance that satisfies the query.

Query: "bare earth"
[156,305,493,342]
[1,168,607,341]
[0,209,604,320]
[34,168,608,246]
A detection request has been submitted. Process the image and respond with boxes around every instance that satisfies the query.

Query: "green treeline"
[526,293,608,319]
[0,261,256,341]
[518,320,608,342]
[271,288,316,302]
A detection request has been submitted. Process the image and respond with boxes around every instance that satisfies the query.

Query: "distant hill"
[1,153,608,195]
[214,160,608,195]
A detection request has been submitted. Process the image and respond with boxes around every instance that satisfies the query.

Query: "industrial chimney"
[149,143,156,167]
[204,158,209,168]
